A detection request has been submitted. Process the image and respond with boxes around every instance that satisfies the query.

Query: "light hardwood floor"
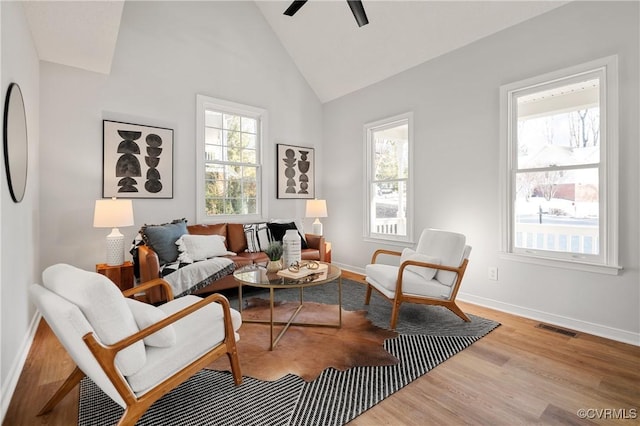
[4,272,639,425]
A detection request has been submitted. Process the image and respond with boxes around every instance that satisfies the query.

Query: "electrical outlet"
[488,266,498,281]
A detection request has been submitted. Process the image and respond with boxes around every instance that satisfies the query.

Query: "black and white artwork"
[103,120,173,198]
[277,144,315,199]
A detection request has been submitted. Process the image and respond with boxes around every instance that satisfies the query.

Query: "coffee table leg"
[270,287,275,350]
[238,283,243,313]
[338,276,342,327]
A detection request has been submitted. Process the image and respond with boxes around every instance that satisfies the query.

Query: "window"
[364,113,413,243]
[196,95,267,223]
[500,57,620,273]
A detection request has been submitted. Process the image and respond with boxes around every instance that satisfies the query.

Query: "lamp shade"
[305,199,328,218]
[93,198,134,228]
[93,198,134,266]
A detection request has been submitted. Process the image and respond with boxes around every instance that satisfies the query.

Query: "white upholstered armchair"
[365,228,472,329]
[30,263,242,425]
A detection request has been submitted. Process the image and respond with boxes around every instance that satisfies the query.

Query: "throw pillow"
[141,218,188,265]
[176,234,235,263]
[400,248,441,281]
[243,223,271,252]
[266,222,308,249]
[42,264,146,376]
[125,298,176,347]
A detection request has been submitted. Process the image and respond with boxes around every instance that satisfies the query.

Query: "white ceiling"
[23,0,124,74]
[22,0,568,103]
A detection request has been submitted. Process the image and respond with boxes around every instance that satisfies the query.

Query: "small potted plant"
[264,241,283,272]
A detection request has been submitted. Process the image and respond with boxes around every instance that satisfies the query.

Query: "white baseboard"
[333,263,639,346]
[1,312,41,422]
[458,292,640,346]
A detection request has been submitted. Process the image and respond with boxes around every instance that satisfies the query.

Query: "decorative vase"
[282,229,301,269]
[266,259,283,273]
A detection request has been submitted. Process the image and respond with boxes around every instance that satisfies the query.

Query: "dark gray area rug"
[78,279,499,425]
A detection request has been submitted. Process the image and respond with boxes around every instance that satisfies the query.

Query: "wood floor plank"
[4,275,639,425]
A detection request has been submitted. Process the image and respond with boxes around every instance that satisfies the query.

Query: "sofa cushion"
[42,264,146,376]
[227,223,248,253]
[176,234,235,263]
[266,222,308,249]
[141,219,188,265]
[187,223,227,241]
[125,298,177,347]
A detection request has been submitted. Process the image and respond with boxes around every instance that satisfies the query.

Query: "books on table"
[276,262,328,280]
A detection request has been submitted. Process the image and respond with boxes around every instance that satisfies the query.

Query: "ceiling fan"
[284,0,369,27]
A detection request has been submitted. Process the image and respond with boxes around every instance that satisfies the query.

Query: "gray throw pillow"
[141,219,188,265]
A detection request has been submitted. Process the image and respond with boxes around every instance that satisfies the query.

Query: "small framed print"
[102,120,173,198]
[277,144,315,199]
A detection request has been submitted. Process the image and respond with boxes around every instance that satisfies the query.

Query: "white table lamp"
[305,199,328,236]
[93,198,134,266]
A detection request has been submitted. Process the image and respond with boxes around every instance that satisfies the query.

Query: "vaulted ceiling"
[22,0,568,103]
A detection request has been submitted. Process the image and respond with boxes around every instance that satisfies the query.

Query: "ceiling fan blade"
[347,0,369,27]
[284,0,308,17]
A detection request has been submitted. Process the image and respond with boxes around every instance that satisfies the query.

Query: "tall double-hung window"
[364,113,413,243]
[500,57,620,273]
[196,95,267,223]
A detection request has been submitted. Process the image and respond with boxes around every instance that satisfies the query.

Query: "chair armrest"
[305,234,327,262]
[81,293,237,400]
[122,278,174,302]
[137,245,161,283]
[371,249,402,264]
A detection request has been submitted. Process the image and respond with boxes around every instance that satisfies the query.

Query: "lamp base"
[105,228,125,266]
[312,218,323,236]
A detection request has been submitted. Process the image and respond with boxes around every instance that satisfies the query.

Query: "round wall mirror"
[3,83,28,203]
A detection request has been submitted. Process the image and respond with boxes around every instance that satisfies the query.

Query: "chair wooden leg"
[390,300,401,330]
[447,302,471,322]
[364,284,372,305]
[226,346,243,386]
[38,366,85,415]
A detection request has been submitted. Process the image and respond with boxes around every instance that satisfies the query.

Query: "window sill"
[499,252,622,276]
[364,236,415,248]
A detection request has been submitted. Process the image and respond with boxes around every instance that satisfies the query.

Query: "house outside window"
[499,56,620,274]
[196,95,267,223]
[364,112,413,243]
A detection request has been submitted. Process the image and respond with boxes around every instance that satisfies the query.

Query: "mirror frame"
[3,82,28,203]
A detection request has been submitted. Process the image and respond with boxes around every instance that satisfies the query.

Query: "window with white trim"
[364,113,413,243]
[196,95,266,223]
[500,57,620,273]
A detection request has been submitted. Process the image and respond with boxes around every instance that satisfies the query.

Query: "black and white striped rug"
[78,280,499,425]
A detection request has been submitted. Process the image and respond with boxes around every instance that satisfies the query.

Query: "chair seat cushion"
[126,295,241,395]
[365,264,452,300]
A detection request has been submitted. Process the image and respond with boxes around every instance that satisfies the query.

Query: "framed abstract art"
[102,120,173,198]
[276,143,315,199]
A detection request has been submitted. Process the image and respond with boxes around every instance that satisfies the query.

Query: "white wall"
[323,1,639,344]
[39,1,323,273]
[0,0,40,415]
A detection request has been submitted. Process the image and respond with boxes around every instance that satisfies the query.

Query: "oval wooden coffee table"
[233,262,342,350]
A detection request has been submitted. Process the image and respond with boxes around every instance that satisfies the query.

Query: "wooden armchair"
[30,263,242,425]
[364,228,472,329]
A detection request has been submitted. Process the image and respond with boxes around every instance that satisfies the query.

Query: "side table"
[96,261,134,292]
